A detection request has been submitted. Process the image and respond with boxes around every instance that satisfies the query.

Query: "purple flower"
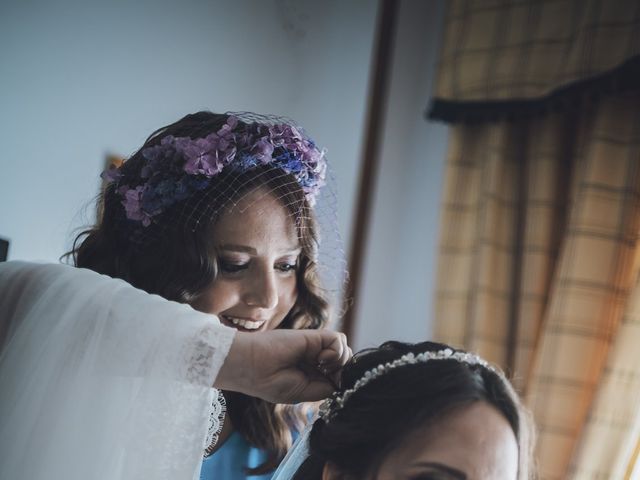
[109,116,327,228]
[251,138,274,163]
[218,116,238,136]
[119,185,152,226]
[101,166,122,183]
[181,131,238,176]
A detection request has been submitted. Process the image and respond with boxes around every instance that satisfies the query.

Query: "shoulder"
[0,261,66,294]
[0,260,103,283]
[0,260,60,278]
[0,261,127,295]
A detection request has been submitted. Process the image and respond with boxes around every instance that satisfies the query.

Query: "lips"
[220,315,267,331]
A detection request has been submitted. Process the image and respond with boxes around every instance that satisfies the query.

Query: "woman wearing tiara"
[0,111,350,480]
[273,341,536,480]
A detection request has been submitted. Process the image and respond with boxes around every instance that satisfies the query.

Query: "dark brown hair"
[293,341,535,479]
[66,111,330,474]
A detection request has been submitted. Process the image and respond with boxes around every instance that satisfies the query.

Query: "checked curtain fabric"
[429,0,640,121]
[428,1,640,478]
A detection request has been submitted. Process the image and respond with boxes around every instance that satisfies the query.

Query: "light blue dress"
[200,431,272,480]
[200,424,308,480]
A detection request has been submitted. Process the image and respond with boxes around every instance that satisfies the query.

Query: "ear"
[322,462,353,480]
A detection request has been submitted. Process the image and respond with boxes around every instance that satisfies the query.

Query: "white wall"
[352,0,448,350]
[0,0,377,262]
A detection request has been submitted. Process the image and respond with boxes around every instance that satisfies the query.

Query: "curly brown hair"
[65,111,330,474]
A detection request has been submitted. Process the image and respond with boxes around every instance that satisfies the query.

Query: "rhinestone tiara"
[318,348,493,422]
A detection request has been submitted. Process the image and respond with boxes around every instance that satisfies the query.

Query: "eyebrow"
[412,462,467,480]
[217,244,301,255]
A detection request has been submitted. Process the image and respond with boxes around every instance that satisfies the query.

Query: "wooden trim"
[340,0,400,341]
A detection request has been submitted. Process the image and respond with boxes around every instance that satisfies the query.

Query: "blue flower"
[233,153,260,171]
[274,148,304,173]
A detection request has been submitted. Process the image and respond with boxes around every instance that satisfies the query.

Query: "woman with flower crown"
[0,111,350,480]
[272,341,536,480]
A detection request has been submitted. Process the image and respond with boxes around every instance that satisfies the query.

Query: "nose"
[243,267,279,310]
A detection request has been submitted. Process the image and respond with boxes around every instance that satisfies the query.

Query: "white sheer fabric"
[0,261,236,480]
[271,422,313,480]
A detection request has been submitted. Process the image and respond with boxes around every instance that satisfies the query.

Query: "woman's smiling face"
[191,188,300,332]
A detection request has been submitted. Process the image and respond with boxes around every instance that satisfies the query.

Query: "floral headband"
[318,348,494,422]
[102,115,327,227]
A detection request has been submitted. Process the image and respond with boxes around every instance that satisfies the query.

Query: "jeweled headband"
[102,115,327,227]
[318,348,494,422]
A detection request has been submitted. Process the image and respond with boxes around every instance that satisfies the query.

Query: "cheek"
[276,278,299,317]
[191,282,239,315]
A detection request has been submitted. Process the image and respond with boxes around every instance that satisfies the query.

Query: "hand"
[215,329,352,403]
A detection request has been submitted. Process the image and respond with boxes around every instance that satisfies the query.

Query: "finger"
[294,378,335,402]
[318,333,351,369]
[327,369,342,388]
[338,333,351,365]
[317,351,348,373]
[316,363,340,389]
[281,364,336,403]
[316,332,344,365]
[317,348,340,365]
[340,345,353,366]
[316,347,351,390]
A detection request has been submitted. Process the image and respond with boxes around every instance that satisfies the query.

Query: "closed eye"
[219,260,249,274]
[409,463,467,480]
[411,474,460,480]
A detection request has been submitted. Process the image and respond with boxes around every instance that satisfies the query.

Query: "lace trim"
[184,323,230,384]
[203,389,227,457]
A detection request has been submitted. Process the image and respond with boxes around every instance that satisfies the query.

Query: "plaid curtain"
[435,88,640,480]
[430,1,640,478]
[430,0,640,121]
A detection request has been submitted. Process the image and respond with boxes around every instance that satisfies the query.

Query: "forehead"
[211,188,299,250]
[375,401,519,480]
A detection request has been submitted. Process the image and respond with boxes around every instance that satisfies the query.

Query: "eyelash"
[276,263,297,272]
[218,262,247,274]
[411,475,451,480]
[411,471,462,480]
[218,260,297,274]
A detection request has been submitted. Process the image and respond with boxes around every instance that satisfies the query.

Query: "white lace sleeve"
[0,261,236,480]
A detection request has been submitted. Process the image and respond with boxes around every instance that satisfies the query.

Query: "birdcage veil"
[102,110,347,324]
